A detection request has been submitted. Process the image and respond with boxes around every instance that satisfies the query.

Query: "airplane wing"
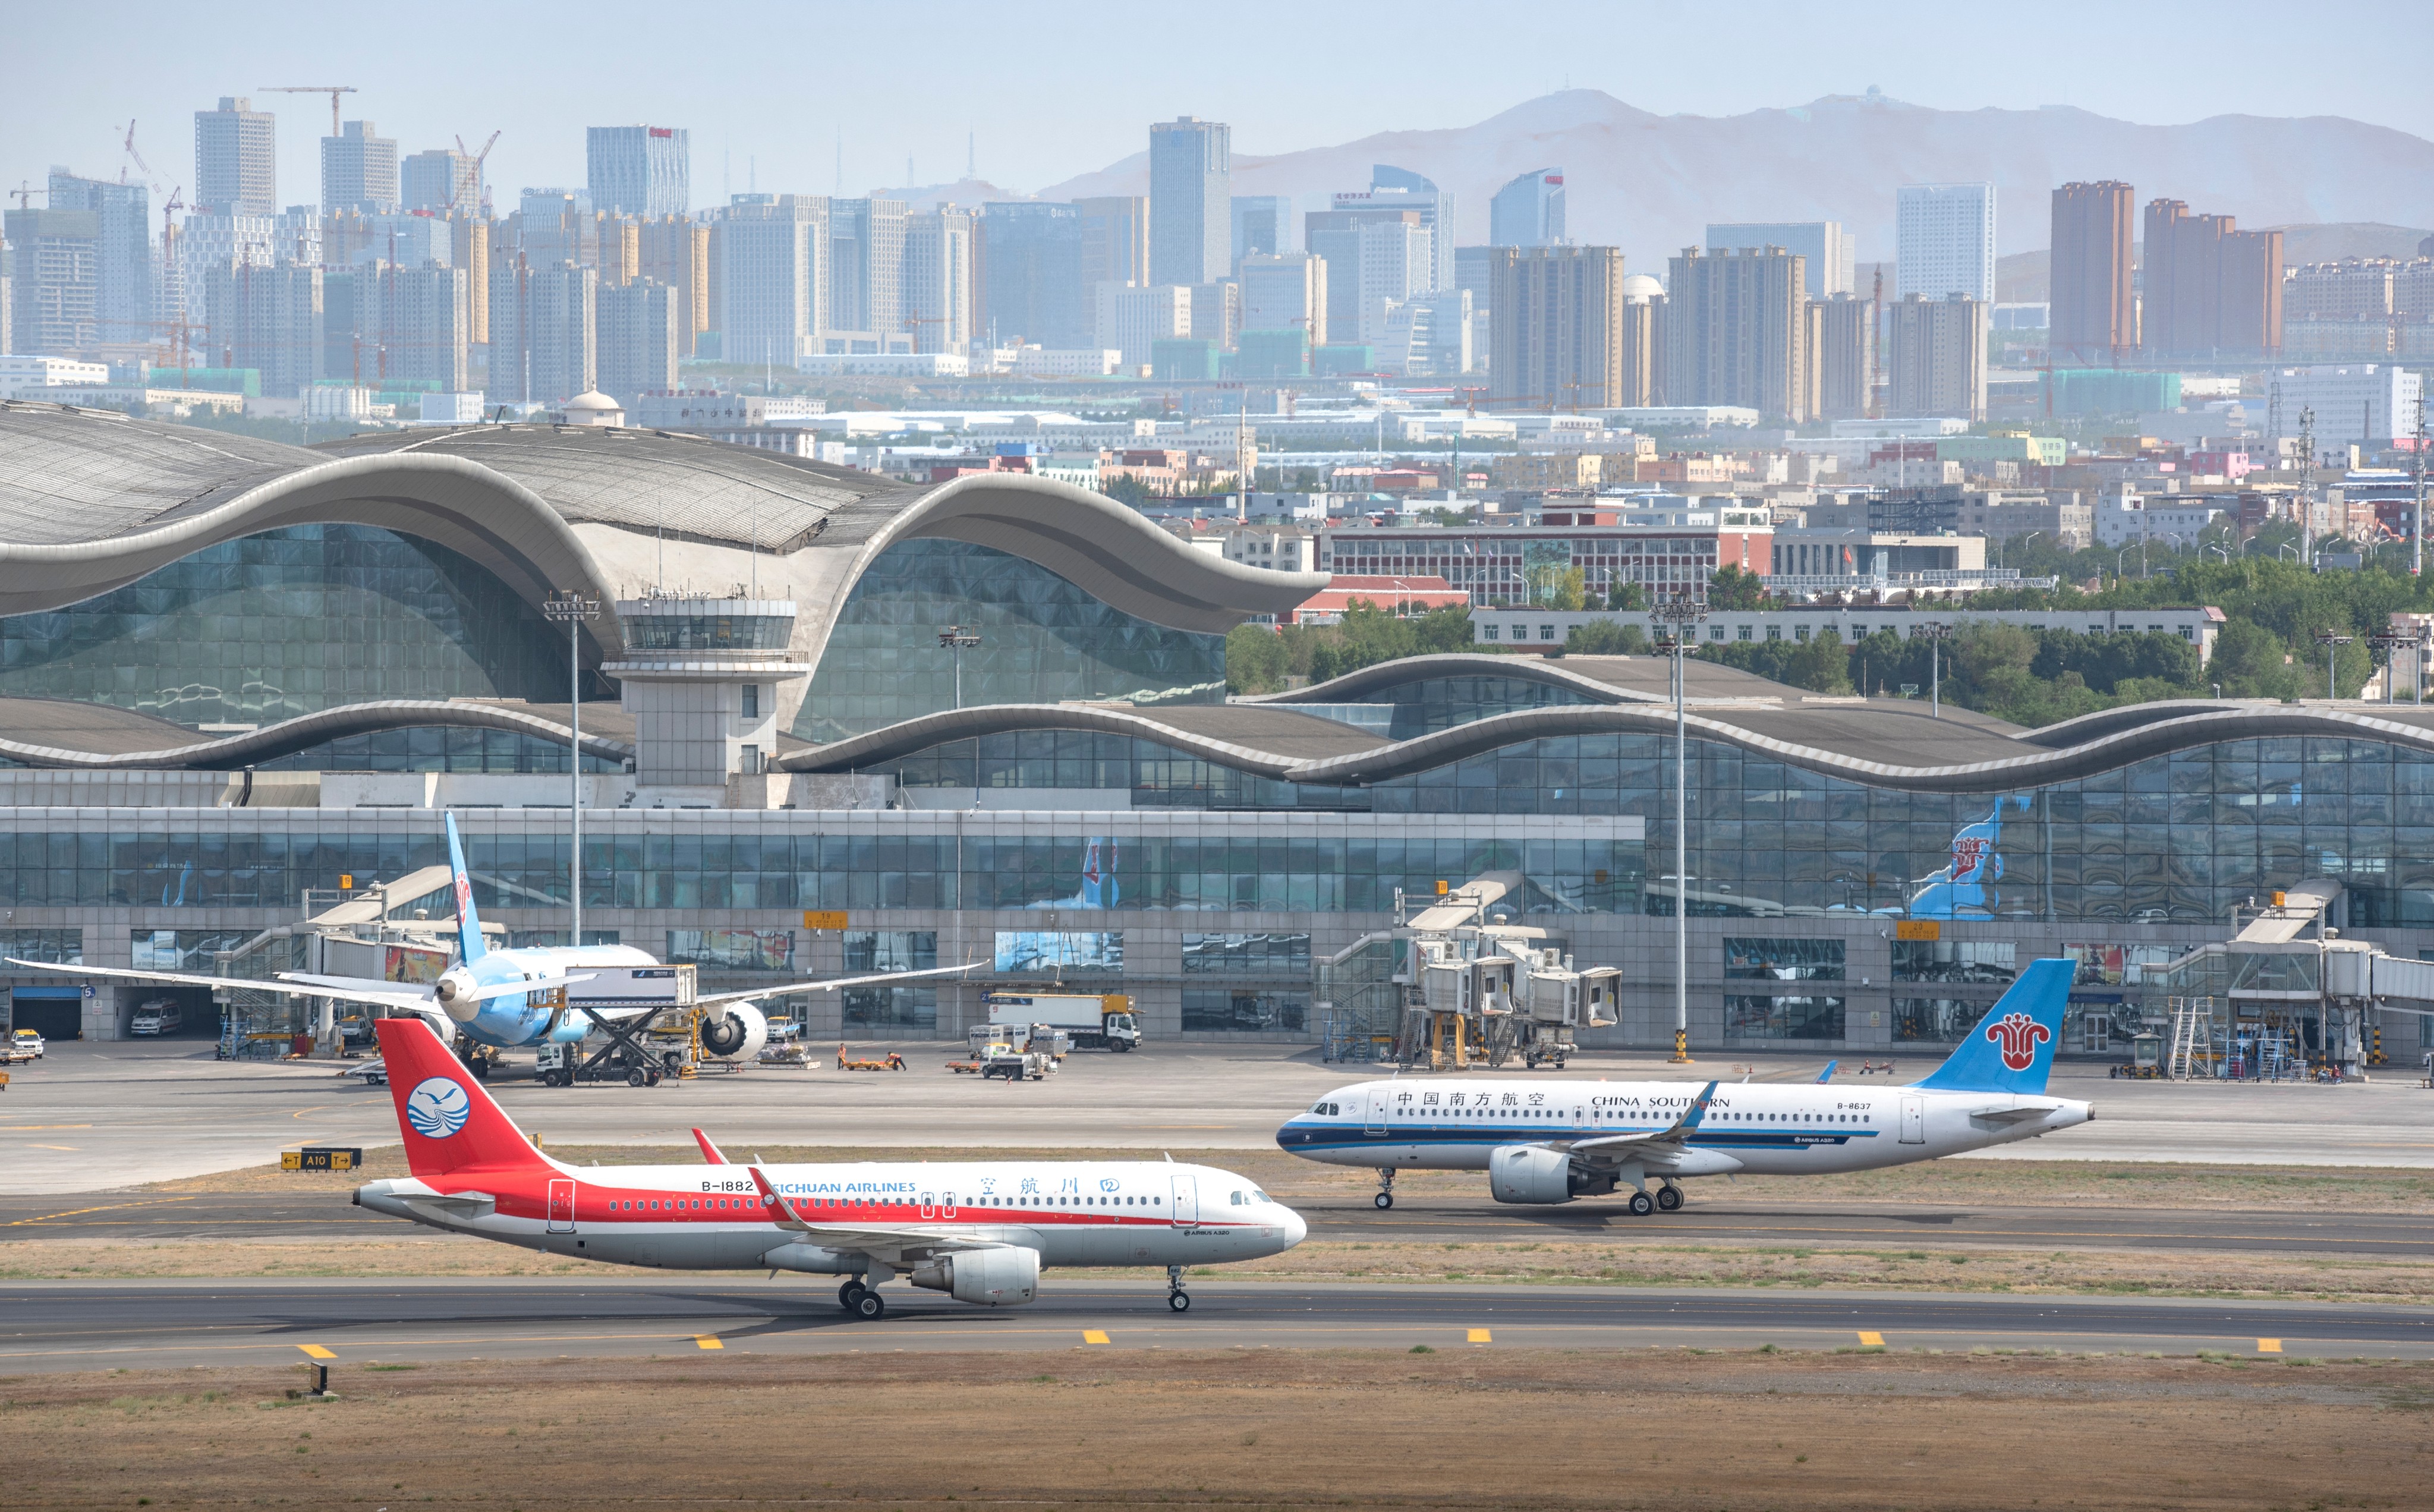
[1553,1080,1723,1171]
[694,960,984,1008]
[747,1164,1006,1266]
[5,959,440,1012]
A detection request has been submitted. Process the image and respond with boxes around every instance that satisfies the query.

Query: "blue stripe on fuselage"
[1274,1122,1876,1155]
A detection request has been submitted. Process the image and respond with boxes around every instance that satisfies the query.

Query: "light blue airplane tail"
[443,812,486,965]
[1909,957,2072,1095]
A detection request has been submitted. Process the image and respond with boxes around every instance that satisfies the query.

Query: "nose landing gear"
[1374,1168,1396,1210]
[1166,1263,1191,1312]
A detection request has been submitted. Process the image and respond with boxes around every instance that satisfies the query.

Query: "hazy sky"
[8,0,2424,209]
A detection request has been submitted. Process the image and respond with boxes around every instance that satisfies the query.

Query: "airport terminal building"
[5,399,2433,1057]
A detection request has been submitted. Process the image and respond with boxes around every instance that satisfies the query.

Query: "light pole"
[938,625,981,710]
[542,591,603,947]
[2314,629,2353,701]
[1649,593,1708,1065]
[1915,620,1954,719]
[2369,627,2422,706]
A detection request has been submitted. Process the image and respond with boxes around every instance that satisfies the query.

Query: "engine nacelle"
[434,967,483,1023]
[700,1002,768,1061]
[1489,1144,1611,1205]
[910,1245,1040,1306]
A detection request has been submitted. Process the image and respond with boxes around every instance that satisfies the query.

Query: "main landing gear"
[1628,1182,1685,1217]
[1167,1264,1191,1313]
[838,1278,886,1320]
[1374,1168,1396,1210]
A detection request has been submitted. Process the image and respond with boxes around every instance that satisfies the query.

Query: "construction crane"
[454,132,500,215]
[263,86,357,138]
[119,120,165,190]
[8,182,43,210]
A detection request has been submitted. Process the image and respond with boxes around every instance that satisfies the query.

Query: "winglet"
[1680,1080,1720,1132]
[746,1164,811,1230]
[692,1128,729,1166]
[1815,1059,1838,1083]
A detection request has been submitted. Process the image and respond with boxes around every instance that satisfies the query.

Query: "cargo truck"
[984,991,1139,1051]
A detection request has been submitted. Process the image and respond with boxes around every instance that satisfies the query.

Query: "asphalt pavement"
[4,1278,2428,1374]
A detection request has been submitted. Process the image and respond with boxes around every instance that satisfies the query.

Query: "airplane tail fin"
[373,1018,552,1179]
[443,812,486,965]
[1909,957,2073,1095]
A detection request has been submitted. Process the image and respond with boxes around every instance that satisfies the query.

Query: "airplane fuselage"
[1277,1077,2091,1176]
[440,943,664,1048]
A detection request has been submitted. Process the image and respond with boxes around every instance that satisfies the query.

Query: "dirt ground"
[4,1348,2426,1511]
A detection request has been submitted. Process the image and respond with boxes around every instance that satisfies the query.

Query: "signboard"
[1894,920,1941,941]
[802,911,849,931]
[282,1147,363,1173]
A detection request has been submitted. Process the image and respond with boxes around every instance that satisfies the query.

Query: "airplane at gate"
[6,813,974,1068]
[356,1017,1305,1316]
[1275,957,2088,1214]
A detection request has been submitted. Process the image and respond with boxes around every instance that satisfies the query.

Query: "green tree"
[1549,566,1585,611]
[1707,565,1770,610]
[1224,623,1289,694]
[1558,620,1648,657]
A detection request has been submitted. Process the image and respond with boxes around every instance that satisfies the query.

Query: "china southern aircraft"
[1276,958,2086,1214]
[8,813,971,1068]
[357,1016,1305,1318]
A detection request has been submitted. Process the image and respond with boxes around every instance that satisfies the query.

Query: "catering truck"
[983,991,1140,1051]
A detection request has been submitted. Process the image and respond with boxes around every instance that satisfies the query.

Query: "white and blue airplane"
[8,812,973,1069]
[1276,957,2088,1214]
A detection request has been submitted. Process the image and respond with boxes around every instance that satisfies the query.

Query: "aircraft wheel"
[1374,1192,1394,1210]
[852,1289,887,1321]
[837,1281,866,1312]
[627,1067,649,1088]
[1627,1191,1657,1217]
[1656,1186,1683,1212]
[1168,1291,1191,1313]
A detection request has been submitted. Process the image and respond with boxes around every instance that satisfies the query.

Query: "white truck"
[984,991,1140,1051]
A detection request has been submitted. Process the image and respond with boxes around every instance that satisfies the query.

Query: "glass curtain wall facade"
[796,541,1226,744]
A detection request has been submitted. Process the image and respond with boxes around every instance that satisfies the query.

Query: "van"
[129,999,183,1037]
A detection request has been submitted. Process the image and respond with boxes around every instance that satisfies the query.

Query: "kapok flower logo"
[1983,1011,2051,1072]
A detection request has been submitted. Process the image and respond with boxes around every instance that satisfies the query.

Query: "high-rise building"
[638,216,711,357]
[1618,280,1657,405]
[193,97,275,216]
[598,277,680,407]
[1189,281,1239,352]
[1341,166,1454,292]
[1895,183,1995,302]
[1240,251,1327,348]
[1664,245,1813,422]
[1094,282,1190,369]
[202,260,321,396]
[1488,169,1565,247]
[587,126,691,219]
[720,195,826,367]
[826,197,907,340]
[516,190,597,272]
[1305,208,1429,349]
[401,149,478,215]
[45,171,152,351]
[1706,221,1852,297]
[1148,117,1229,286]
[1230,195,1293,269]
[1815,291,1875,420]
[2271,364,2423,449]
[177,210,303,337]
[901,209,972,354]
[1885,292,1985,420]
[1076,196,1148,291]
[528,260,597,403]
[976,202,1085,349]
[322,121,399,213]
[1487,244,1626,408]
[375,260,469,392]
[2140,200,2282,359]
[4,208,98,355]
[2050,181,2136,362]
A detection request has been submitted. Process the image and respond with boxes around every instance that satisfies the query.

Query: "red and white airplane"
[355,1018,1306,1318]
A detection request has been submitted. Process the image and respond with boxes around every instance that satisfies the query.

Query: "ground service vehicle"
[10,1028,42,1059]
[985,992,1138,1051]
[356,1018,1302,1318]
[129,999,182,1036]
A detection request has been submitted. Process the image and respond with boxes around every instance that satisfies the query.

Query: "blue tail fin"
[444,812,486,965]
[1909,957,2072,1095]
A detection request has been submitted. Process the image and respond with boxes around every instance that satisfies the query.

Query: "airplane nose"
[1279,1205,1308,1248]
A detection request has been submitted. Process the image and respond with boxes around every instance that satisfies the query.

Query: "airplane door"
[1364,1086,1388,1136]
[547,1179,577,1233]
[1169,1173,1198,1227]
[1899,1096,1926,1145]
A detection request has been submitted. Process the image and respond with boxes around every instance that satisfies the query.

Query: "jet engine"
[910,1245,1040,1306]
[1489,1144,1612,1204]
[699,1002,769,1061]
[433,967,484,1023]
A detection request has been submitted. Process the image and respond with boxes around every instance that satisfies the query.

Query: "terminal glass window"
[798,540,1226,743]
[0,928,81,964]
[843,930,937,1029]
[0,525,584,729]
[874,730,1361,810]
[666,929,794,972]
[994,931,1123,974]
[131,929,255,971]
[1891,940,2017,983]
[1894,998,1988,1042]
[256,726,622,773]
[1182,932,1312,974]
[1725,995,1845,1040]
[1723,938,1845,981]
[1182,988,1309,1033]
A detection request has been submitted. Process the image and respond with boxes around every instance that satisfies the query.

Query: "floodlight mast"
[1649,593,1708,1064]
[543,593,603,944]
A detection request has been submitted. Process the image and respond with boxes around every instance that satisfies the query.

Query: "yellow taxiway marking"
[290,1107,329,1119]
[1857,1331,1885,1347]
[693,1335,724,1350]
[2257,1338,2282,1353]
[0,1126,93,1131]
[27,1144,78,1152]
[298,1344,336,1360]
[1466,1328,1492,1344]
[1082,1330,1111,1345]
[3,1196,196,1228]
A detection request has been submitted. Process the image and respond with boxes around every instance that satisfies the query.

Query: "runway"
[5,1277,2431,1374]
[6,1188,2429,1258]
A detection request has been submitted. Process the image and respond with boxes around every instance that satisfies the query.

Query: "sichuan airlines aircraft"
[1276,958,2087,1214]
[357,1016,1305,1316]
[8,813,971,1064]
